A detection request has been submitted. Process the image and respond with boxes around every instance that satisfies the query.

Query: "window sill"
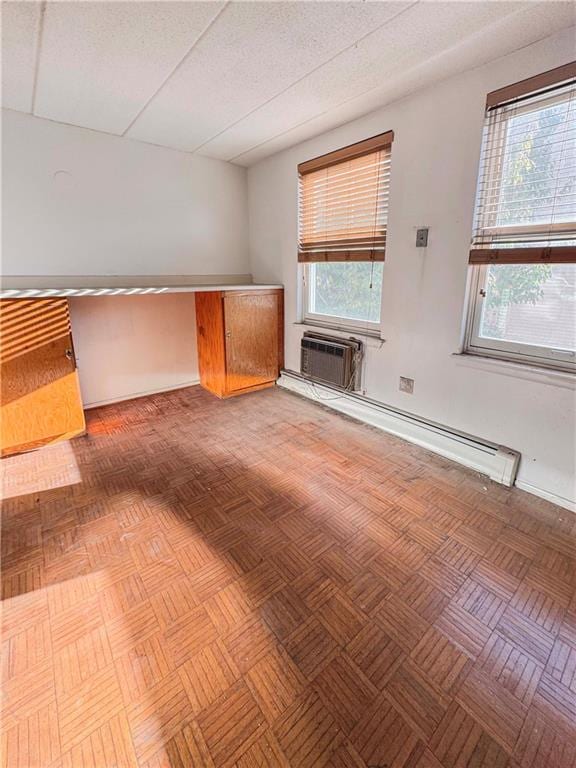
[294,320,382,339]
[452,352,575,389]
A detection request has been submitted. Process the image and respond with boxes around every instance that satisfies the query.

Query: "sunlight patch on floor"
[1,440,82,499]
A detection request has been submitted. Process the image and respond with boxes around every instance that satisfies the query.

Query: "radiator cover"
[279,371,521,488]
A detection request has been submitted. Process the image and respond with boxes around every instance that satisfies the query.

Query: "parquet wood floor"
[1,385,575,768]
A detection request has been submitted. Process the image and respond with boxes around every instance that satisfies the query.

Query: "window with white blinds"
[470,62,576,264]
[465,63,576,371]
[298,132,393,262]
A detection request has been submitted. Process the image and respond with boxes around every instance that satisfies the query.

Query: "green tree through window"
[481,94,575,339]
[310,262,383,324]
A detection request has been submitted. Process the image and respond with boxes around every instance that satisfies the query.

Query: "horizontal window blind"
[470,62,576,265]
[298,131,393,263]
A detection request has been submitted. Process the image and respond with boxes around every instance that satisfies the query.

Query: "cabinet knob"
[225,331,231,338]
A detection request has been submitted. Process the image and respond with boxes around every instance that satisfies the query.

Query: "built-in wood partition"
[0,298,85,456]
[195,288,283,398]
[0,286,283,456]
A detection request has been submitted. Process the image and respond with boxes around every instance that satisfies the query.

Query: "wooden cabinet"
[0,288,283,457]
[0,298,85,456]
[195,289,283,398]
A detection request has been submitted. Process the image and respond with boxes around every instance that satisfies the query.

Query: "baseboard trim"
[83,379,201,409]
[515,480,575,514]
[278,371,520,487]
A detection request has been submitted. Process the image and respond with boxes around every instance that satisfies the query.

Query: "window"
[298,132,393,332]
[304,261,384,330]
[466,63,576,371]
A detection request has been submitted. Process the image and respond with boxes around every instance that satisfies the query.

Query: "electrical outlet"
[399,376,414,394]
[416,228,429,247]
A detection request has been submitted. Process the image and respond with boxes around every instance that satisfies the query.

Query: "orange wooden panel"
[277,289,284,372]
[196,289,283,399]
[0,298,85,456]
[224,292,279,394]
[195,291,227,398]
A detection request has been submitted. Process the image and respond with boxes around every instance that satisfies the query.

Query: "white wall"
[248,28,576,509]
[1,110,249,407]
[69,294,198,408]
[1,109,249,277]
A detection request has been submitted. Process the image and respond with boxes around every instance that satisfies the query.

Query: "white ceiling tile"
[235,8,575,167]
[34,1,225,135]
[200,1,536,162]
[126,0,410,151]
[1,1,42,112]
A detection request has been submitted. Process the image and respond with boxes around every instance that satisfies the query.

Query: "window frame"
[464,264,576,372]
[471,89,576,255]
[297,133,392,335]
[302,261,383,335]
[464,64,576,373]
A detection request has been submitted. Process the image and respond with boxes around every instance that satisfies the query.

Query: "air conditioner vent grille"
[300,332,362,390]
[301,338,345,357]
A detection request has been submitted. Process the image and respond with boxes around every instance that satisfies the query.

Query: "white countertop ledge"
[0,283,283,299]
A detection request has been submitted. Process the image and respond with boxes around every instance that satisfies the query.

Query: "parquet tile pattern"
[1,385,575,767]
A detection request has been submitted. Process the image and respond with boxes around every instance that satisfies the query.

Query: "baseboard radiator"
[278,370,520,487]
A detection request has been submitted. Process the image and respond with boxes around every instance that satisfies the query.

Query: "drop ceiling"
[2,1,574,166]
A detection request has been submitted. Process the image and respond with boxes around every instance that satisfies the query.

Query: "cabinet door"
[0,299,85,456]
[224,293,279,393]
[195,291,227,397]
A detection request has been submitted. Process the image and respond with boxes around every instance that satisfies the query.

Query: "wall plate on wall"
[416,228,429,247]
[399,376,414,394]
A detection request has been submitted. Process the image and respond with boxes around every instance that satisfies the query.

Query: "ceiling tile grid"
[34,1,225,135]
[126,1,410,151]
[226,1,575,166]
[1,0,574,165]
[200,0,523,162]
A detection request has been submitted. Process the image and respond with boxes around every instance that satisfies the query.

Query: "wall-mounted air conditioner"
[300,332,362,391]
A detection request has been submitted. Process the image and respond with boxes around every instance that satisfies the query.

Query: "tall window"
[298,132,393,333]
[466,63,576,371]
